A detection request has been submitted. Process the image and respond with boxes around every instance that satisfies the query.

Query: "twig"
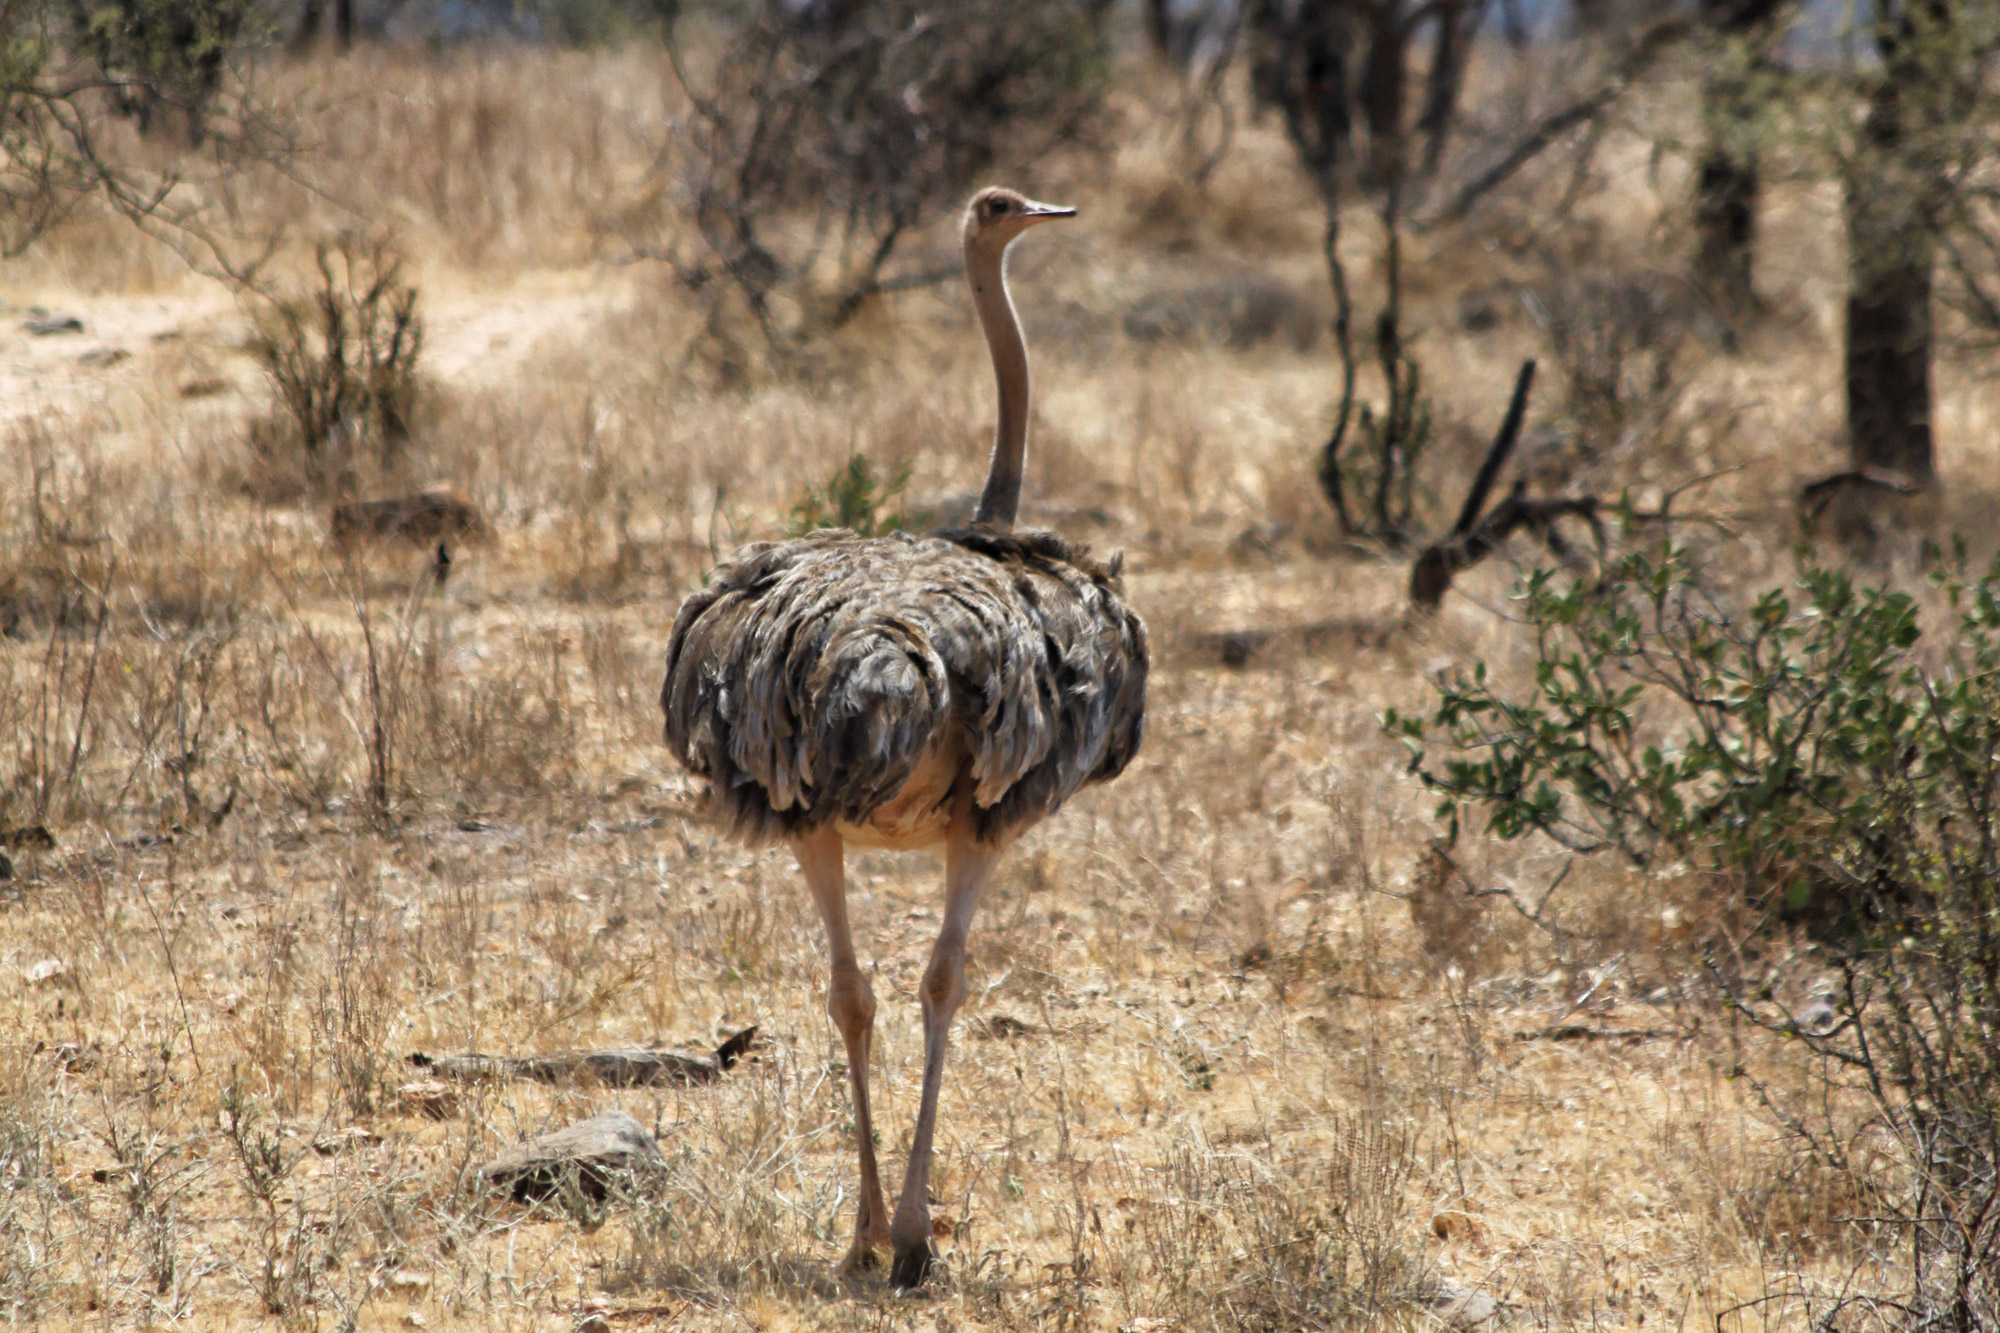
[1423,18,1695,228]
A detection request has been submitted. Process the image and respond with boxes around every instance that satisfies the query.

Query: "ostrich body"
[660,188,1147,1286]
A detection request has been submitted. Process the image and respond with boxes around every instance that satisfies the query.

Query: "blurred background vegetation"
[4,1,2000,1327]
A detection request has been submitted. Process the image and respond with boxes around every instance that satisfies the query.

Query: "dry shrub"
[1526,266,1705,485]
[0,1054,80,1322]
[1123,268,1324,352]
[0,455,247,836]
[247,234,425,500]
[3,419,249,640]
[611,1063,844,1304]
[1116,1120,1430,1331]
[415,627,580,802]
[663,0,1110,356]
[1407,840,1486,970]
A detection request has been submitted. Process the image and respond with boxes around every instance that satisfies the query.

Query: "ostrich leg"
[889,819,1007,1288]
[796,828,891,1273]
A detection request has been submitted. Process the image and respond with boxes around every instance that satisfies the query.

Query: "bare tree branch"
[1423,16,1695,228]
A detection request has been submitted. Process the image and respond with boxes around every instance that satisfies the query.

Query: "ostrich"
[660,187,1148,1287]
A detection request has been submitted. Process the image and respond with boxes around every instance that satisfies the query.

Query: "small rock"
[23,315,83,336]
[313,1126,379,1154]
[179,377,229,398]
[480,1110,665,1205]
[216,991,244,1014]
[1793,998,1839,1036]
[397,1079,457,1119]
[387,1270,430,1291]
[24,958,70,988]
[78,347,129,367]
[1428,1281,1498,1328]
[402,1312,427,1328]
[574,1316,609,1333]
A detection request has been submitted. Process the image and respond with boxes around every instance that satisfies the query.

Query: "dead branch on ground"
[1410,361,1612,609]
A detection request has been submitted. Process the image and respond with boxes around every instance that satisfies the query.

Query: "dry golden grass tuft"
[3,37,1994,1333]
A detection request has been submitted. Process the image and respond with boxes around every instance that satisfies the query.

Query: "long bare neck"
[969,239,1029,528]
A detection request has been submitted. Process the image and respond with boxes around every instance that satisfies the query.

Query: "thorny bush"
[248,234,423,495]
[1389,538,2000,1326]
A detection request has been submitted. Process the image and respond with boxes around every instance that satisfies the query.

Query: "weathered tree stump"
[408,1026,756,1089]
[480,1110,666,1205]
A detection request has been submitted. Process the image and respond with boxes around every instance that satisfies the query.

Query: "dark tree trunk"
[1571,0,1613,35]
[1359,1,1408,185]
[1144,0,1173,59]
[293,0,356,51]
[1693,0,1786,318]
[1844,5,1942,481]
[1418,0,1485,175]
[1845,212,1936,480]
[1252,0,1357,198]
[1694,144,1757,312]
[291,0,322,51]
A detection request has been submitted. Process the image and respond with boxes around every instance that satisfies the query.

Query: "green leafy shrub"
[65,0,260,144]
[1389,540,1943,926]
[786,453,914,538]
[1389,539,2000,1321]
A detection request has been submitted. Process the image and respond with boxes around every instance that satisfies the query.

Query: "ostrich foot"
[838,1241,884,1277]
[839,1217,890,1277]
[889,1239,937,1291]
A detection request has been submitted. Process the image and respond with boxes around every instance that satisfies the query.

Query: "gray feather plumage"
[661,525,1148,844]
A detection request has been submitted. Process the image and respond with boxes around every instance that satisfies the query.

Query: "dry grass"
[2,35,1995,1333]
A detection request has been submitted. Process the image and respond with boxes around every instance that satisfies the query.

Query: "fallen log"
[409,1025,756,1089]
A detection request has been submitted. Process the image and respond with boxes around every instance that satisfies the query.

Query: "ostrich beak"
[1020,199,1077,223]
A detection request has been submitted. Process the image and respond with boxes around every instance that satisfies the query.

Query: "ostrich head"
[962,187,1076,255]
[961,186,1073,529]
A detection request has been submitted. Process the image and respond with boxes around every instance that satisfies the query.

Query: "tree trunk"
[1418,0,1484,175]
[1693,0,1786,319]
[294,0,356,51]
[1144,0,1174,61]
[1571,0,1613,35]
[1360,1,1408,185]
[1253,0,1356,198]
[291,0,323,52]
[1845,223,1936,481]
[1843,11,1941,481]
[1694,149,1757,314]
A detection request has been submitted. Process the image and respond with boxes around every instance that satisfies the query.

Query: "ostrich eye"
[989,198,1009,216]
